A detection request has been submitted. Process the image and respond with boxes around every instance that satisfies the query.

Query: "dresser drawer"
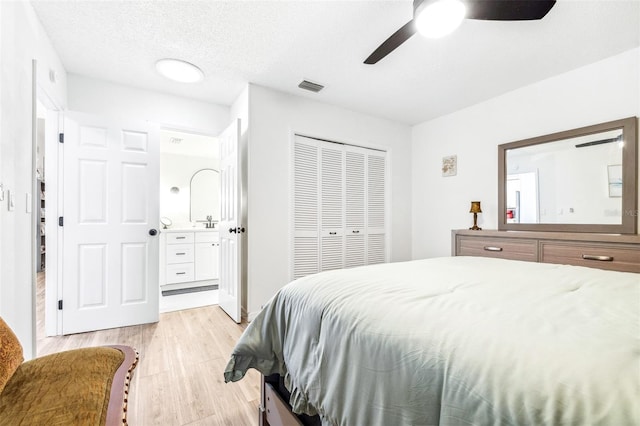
[166,263,195,284]
[456,236,538,262]
[540,241,640,273]
[195,231,219,243]
[166,232,194,244]
[166,244,194,264]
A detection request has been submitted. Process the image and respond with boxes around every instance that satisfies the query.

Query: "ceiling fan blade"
[466,0,556,21]
[364,20,417,64]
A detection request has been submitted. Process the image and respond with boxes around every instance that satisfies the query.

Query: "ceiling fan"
[364,0,556,64]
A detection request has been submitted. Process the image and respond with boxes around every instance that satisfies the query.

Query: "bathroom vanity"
[159,228,219,290]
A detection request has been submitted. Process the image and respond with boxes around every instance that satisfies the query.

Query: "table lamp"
[469,201,482,230]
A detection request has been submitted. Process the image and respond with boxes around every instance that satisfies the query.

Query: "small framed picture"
[442,155,457,177]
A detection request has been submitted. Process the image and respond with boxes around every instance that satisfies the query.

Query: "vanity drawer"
[456,236,538,262]
[166,263,195,284]
[195,231,219,243]
[540,241,640,273]
[166,244,194,264]
[166,232,194,244]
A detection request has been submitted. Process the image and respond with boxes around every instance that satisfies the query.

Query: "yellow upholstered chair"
[0,317,138,426]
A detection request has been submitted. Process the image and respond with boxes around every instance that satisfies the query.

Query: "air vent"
[298,80,324,93]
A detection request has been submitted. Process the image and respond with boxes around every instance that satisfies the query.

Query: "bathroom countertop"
[161,227,219,233]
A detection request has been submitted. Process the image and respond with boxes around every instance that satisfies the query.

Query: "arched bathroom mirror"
[189,168,220,224]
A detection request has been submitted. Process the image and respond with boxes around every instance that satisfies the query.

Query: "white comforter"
[224,257,640,425]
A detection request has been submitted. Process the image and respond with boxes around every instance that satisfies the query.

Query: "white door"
[366,151,387,264]
[218,119,242,323]
[320,142,345,271]
[61,112,159,334]
[292,136,319,280]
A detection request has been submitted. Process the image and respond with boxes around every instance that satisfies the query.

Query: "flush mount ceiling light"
[415,0,466,38]
[155,59,204,83]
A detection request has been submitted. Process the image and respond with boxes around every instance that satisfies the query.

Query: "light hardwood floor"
[36,273,261,425]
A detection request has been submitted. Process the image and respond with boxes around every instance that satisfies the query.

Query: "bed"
[224,255,640,425]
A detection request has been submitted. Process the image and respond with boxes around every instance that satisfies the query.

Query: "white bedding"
[224,256,640,425]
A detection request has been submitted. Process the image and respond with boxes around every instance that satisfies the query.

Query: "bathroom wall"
[160,153,219,228]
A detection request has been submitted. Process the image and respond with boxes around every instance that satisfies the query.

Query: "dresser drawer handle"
[175,252,186,255]
[176,236,186,240]
[582,254,614,262]
[176,272,186,275]
[483,246,503,252]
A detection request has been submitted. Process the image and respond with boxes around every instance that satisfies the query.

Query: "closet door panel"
[367,152,387,264]
[345,146,366,268]
[293,235,319,279]
[321,234,344,271]
[293,137,320,278]
[320,144,344,230]
[345,234,366,268]
[320,143,344,271]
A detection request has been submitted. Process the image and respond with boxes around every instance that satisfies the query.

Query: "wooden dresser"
[452,229,640,273]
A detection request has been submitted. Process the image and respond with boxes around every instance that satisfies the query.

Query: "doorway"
[158,129,220,313]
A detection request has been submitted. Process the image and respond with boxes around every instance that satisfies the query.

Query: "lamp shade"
[469,201,482,213]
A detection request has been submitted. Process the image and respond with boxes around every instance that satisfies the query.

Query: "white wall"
[245,84,412,318]
[0,1,67,359]
[67,74,230,136]
[412,48,640,259]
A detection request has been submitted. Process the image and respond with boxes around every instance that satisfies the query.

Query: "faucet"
[206,215,215,228]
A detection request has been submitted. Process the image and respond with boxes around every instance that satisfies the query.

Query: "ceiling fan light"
[415,0,466,38]
[155,58,204,83]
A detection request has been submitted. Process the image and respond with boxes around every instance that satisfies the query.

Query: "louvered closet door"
[344,146,366,268]
[293,137,319,279]
[367,151,387,264]
[320,143,345,271]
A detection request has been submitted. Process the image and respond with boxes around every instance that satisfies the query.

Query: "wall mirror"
[189,168,220,223]
[498,117,638,233]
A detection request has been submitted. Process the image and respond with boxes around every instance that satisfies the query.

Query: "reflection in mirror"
[190,168,220,223]
[499,117,637,234]
[506,129,623,225]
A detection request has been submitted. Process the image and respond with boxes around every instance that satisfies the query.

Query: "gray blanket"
[225,256,640,425]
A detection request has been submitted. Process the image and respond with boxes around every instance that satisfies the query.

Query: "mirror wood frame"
[498,116,638,234]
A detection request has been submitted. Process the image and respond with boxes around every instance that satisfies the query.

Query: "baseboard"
[247,310,260,322]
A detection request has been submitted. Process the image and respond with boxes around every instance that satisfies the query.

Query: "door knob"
[149,229,158,236]
[229,227,237,233]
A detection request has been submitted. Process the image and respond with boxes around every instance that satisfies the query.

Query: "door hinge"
[58,216,63,226]
[58,300,63,310]
[58,133,64,143]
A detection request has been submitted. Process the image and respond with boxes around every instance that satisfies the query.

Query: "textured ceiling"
[31,0,640,125]
[160,129,218,157]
